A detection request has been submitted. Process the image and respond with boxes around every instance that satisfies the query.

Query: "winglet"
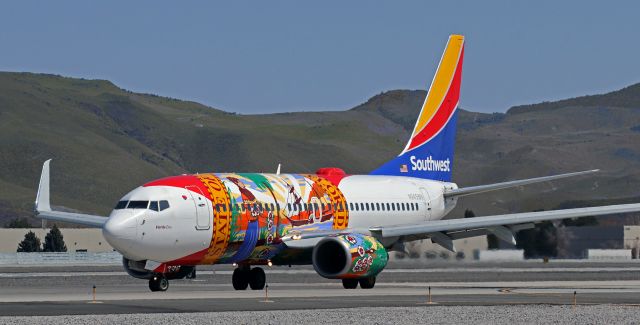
[35,159,52,213]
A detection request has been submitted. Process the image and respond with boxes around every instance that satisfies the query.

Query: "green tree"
[5,217,31,228]
[17,231,42,252]
[43,225,67,252]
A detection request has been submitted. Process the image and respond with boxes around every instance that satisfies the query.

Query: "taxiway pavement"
[1,262,640,316]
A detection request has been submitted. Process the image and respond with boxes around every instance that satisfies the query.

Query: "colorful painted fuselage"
[105,169,457,276]
[102,34,465,278]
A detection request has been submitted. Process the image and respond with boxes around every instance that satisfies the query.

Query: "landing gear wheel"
[185,268,197,279]
[249,267,266,290]
[149,275,169,292]
[342,278,358,289]
[232,268,249,290]
[359,276,376,289]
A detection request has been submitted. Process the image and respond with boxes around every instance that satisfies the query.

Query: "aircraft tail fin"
[370,34,464,181]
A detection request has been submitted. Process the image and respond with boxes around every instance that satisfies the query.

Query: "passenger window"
[114,201,128,210]
[128,201,149,209]
[365,203,370,211]
[376,203,380,211]
[349,203,354,211]
[159,200,170,211]
[149,201,159,212]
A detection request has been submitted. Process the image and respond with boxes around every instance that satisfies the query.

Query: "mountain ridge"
[1,71,639,225]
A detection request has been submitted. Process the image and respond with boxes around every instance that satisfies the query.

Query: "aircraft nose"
[102,211,137,253]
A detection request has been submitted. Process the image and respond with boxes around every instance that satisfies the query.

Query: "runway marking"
[3,280,640,303]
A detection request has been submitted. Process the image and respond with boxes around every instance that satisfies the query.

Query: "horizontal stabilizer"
[444,169,599,198]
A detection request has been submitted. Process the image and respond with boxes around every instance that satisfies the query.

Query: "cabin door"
[186,186,211,230]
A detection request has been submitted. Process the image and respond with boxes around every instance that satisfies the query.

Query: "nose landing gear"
[149,275,169,292]
[232,266,266,290]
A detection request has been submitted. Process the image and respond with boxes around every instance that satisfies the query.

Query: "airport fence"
[0,252,122,265]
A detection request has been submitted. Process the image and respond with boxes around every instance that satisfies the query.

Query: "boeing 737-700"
[34,35,640,292]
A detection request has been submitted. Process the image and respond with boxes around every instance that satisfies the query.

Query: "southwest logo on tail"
[371,34,464,181]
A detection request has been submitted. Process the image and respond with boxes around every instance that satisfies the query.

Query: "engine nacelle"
[312,234,388,279]
[122,258,195,280]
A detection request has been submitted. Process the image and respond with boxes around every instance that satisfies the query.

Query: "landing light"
[232,263,237,267]
[267,260,273,267]
[292,234,302,240]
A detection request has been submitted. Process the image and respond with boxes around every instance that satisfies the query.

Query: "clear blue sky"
[1,1,638,114]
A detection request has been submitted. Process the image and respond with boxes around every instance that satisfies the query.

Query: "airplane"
[34,34,640,292]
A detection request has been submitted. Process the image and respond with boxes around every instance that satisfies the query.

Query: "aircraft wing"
[283,203,640,251]
[34,160,108,228]
[36,210,108,228]
[367,203,640,251]
[444,169,599,198]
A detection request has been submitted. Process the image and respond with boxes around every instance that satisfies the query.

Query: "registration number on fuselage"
[407,193,424,201]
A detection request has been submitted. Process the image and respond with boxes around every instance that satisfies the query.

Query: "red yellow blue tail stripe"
[403,35,464,154]
[370,35,464,181]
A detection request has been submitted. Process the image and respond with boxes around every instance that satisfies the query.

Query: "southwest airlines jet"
[35,35,640,292]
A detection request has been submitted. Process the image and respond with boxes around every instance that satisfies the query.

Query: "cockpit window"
[127,201,149,209]
[114,201,128,210]
[149,201,159,212]
[159,200,170,211]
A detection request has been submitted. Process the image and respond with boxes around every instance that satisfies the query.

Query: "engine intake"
[312,234,388,279]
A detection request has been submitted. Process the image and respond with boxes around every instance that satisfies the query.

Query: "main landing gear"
[149,275,169,292]
[342,276,376,289]
[232,266,266,290]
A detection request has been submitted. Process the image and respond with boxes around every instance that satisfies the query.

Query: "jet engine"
[312,234,388,279]
[122,257,195,280]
